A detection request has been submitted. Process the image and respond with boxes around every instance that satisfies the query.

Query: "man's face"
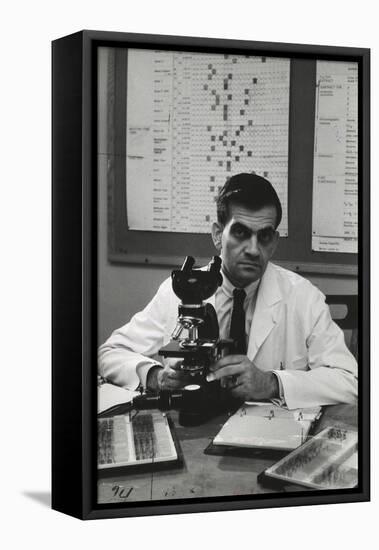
[212,203,279,288]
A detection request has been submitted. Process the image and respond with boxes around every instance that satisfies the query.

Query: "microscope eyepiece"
[171,255,223,304]
[181,256,195,272]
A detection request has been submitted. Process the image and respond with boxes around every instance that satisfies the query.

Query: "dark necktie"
[229,289,247,354]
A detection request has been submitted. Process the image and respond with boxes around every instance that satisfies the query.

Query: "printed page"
[312,61,358,253]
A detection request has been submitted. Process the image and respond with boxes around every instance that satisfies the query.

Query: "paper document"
[126,49,290,235]
[213,403,321,451]
[312,61,358,253]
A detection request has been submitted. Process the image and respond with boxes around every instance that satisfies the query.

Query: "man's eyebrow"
[231,221,251,231]
[231,221,275,231]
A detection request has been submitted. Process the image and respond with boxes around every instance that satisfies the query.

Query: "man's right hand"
[146,361,192,392]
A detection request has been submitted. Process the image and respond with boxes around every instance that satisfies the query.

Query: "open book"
[97,383,137,414]
[212,402,322,451]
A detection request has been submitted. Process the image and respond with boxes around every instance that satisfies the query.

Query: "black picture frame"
[52,30,370,520]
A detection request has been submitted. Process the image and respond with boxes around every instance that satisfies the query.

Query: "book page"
[97,383,136,414]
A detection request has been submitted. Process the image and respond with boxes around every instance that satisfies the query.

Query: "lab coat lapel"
[247,263,282,361]
[206,293,216,308]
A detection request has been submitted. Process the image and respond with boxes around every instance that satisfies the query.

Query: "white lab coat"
[98,262,357,409]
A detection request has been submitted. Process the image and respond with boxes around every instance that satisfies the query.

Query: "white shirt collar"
[220,268,260,301]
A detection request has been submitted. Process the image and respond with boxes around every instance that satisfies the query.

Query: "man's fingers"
[231,385,246,399]
[166,368,193,383]
[221,375,244,389]
[159,375,185,390]
[166,359,184,371]
[209,355,246,372]
[208,363,245,380]
[166,367,182,379]
[160,367,194,389]
[161,380,180,390]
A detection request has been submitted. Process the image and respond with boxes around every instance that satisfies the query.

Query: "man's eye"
[258,228,275,244]
[232,226,248,238]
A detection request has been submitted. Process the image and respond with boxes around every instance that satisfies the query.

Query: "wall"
[97,48,357,346]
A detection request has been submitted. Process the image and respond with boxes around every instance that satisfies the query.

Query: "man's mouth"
[239,261,260,268]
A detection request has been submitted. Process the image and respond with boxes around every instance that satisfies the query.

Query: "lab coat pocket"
[291,355,308,371]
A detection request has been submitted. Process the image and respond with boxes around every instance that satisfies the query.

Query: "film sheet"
[312,61,358,253]
[126,49,290,235]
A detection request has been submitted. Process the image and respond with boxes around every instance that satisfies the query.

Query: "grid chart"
[126,49,290,235]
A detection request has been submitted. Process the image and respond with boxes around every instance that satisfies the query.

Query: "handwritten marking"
[112,485,134,499]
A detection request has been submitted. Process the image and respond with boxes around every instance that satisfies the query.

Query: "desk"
[97,403,357,504]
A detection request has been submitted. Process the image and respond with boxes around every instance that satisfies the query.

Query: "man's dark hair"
[216,172,282,228]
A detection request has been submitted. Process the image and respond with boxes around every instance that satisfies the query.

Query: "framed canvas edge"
[52,30,370,520]
[52,31,87,519]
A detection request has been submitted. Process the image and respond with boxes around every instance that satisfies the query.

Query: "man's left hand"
[207,355,279,401]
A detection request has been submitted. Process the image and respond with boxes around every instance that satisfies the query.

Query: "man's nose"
[244,233,259,256]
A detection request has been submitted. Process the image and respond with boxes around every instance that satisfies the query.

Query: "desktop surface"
[97,402,357,504]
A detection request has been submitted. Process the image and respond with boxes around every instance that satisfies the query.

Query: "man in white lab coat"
[98,173,357,409]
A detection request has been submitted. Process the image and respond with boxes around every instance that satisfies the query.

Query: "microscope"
[158,255,230,379]
[156,255,237,424]
[133,255,239,424]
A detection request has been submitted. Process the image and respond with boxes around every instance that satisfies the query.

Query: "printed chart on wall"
[126,49,290,235]
[312,61,358,253]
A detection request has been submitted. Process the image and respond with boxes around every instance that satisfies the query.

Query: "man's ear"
[211,222,223,253]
